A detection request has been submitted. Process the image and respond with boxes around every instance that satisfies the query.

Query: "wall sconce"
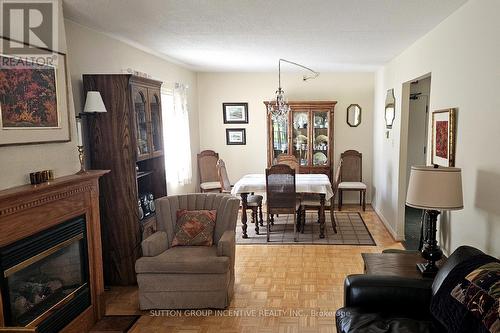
[385,89,395,129]
[75,91,107,174]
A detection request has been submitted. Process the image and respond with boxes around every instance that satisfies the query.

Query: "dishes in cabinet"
[313,152,328,165]
[314,134,328,144]
[293,113,308,129]
[294,134,308,143]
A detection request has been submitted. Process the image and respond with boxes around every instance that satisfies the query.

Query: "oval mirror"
[346,104,362,127]
[385,89,396,129]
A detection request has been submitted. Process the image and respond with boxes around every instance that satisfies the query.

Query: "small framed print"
[226,128,246,145]
[223,102,248,124]
[431,108,457,167]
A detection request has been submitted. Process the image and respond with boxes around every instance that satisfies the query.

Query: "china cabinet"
[265,101,336,179]
[83,74,167,285]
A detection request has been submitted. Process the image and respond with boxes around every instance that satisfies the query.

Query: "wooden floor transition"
[105,205,403,333]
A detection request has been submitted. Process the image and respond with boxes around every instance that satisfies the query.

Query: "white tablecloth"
[231,174,334,200]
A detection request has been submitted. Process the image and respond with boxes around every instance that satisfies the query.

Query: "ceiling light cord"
[278,58,319,89]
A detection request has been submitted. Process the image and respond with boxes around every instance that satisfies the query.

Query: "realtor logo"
[1,0,58,55]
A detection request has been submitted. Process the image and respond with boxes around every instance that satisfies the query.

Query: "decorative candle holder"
[76,145,87,174]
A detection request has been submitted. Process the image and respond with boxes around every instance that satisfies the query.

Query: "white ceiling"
[63,0,467,72]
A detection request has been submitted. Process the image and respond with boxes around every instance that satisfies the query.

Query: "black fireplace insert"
[0,216,90,332]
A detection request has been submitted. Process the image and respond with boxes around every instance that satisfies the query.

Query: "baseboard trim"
[372,205,403,241]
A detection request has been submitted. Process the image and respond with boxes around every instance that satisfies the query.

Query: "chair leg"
[253,209,259,235]
[363,190,366,211]
[301,209,306,234]
[296,208,302,232]
[258,203,264,226]
[338,190,342,211]
[293,212,298,242]
[266,214,271,242]
[331,208,337,233]
[270,214,275,226]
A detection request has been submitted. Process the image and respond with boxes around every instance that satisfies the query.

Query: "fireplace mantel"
[0,170,109,332]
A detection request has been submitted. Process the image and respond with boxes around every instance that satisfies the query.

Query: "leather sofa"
[135,193,239,309]
[336,246,498,333]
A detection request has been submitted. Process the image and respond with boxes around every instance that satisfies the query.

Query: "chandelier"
[267,59,319,122]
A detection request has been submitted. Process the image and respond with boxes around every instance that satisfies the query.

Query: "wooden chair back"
[197,150,219,183]
[340,150,362,182]
[266,164,297,213]
[332,158,343,194]
[276,154,300,170]
[216,159,231,192]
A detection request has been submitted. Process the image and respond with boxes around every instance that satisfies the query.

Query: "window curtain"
[162,83,192,185]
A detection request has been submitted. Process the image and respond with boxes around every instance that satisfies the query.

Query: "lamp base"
[416,262,439,277]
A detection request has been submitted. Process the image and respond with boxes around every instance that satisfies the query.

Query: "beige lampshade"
[83,91,107,113]
[406,166,463,210]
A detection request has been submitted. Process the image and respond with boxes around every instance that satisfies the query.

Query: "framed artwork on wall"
[0,39,71,146]
[431,108,457,167]
[226,128,246,145]
[223,102,248,124]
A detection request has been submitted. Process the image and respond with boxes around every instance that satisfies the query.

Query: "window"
[161,83,192,185]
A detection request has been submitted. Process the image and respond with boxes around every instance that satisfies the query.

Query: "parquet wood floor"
[105,205,403,333]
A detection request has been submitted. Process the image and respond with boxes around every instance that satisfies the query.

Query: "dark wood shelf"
[136,171,153,179]
[84,74,166,286]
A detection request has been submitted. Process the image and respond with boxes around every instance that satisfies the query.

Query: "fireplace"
[0,216,90,332]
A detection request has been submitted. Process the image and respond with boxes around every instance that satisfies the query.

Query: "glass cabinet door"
[292,111,309,166]
[149,92,162,154]
[133,90,149,158]
[312,111,329,166]
[271,118,288,163]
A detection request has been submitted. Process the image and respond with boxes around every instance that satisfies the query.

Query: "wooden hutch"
[265,101,336,178]
[83,74,167,285]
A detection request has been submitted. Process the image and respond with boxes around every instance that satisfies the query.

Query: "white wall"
[198,72,374,202]
[0,0,80,190]
[65,20,200,194]
[372,0,500,255]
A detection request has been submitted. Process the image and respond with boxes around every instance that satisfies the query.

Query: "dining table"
[231,173,334,239]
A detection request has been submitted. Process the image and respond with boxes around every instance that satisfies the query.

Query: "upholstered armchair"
[135,193,240,309]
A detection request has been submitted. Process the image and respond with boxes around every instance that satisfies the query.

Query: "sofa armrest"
[141,231,168,257]
[344,274,433,318]
[217,230,235,258]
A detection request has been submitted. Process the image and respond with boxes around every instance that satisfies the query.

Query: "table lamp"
[406,165,463,276]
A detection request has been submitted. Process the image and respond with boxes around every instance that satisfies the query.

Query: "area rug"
[236,211,376,245]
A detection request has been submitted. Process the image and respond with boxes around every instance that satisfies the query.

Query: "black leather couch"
[335,246,495,333]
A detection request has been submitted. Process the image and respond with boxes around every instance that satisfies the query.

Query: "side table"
[362,252,447,280]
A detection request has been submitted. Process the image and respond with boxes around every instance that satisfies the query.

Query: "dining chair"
[338,150,367,211]
[299,159,342,234]
[265,164,302,242]
[197,150,221,192]
[275,154,300,170]
[217,159,264,232]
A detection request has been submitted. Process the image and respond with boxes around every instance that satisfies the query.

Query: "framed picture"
[226,128,246,145]
[0,39,71,146]
[223,102,248,124]
[431,108,457,167]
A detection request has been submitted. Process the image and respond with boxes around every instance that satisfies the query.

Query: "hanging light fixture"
[267,59,319,122]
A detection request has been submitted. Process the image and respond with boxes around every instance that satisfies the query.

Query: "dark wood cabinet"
[265,101,336,179]
[83,74,167,285]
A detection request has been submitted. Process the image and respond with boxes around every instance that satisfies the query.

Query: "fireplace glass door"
[0,216,90,329]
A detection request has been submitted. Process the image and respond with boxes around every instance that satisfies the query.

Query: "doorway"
[403,76,431,250]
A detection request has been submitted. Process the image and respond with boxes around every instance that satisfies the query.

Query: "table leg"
[241,193,249,238]
[319,194,326,238]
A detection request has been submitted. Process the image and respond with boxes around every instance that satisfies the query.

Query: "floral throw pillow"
[171,209,217,247]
